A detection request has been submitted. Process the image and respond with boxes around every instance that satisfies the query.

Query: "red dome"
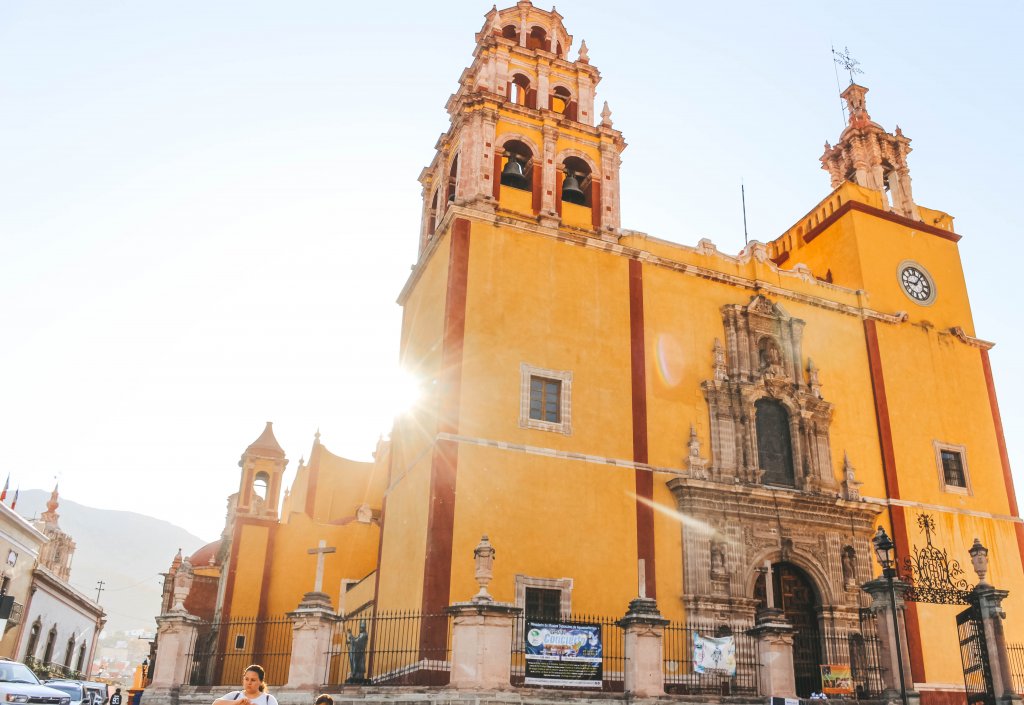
[190,539,222,567]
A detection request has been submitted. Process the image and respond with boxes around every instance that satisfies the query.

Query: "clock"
[898,261,936,305]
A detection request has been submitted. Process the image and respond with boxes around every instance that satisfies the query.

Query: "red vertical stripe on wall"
[555,171,563,215]
[980,349,1024,570]
[419,218,471,656]
[629,259,656,599]
[863,319,925,682]
[492,150,502,200]
[591,181,602,229]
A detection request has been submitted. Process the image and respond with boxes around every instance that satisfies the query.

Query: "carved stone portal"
[701,295,836,492]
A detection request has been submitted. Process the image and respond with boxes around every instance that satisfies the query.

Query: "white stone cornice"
[949,326,995,350]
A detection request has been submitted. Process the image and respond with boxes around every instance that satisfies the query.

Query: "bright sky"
[2,1,1021,542]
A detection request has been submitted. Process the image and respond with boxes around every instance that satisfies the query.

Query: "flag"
[0,475,8,502]
[10,488,19,510]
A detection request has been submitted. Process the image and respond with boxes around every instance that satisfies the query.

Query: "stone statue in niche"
[758,337,784,377]
[841,546,857,587]
[710,542,727,577]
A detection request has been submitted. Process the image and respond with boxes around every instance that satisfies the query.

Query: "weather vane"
[832,46,864,84]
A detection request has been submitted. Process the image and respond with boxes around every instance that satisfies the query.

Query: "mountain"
[15,489,209,634]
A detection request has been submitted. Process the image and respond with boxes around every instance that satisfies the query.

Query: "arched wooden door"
[755,562,822,696]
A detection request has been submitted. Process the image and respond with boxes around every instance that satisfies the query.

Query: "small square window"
[934,442,971,495]
[525,587,562,621]
[519,363,572,434]
[234,634,246,650]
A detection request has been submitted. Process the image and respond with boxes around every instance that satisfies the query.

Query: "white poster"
[692,632,737,676]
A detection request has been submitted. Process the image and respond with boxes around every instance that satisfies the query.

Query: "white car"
[0,661,71,705]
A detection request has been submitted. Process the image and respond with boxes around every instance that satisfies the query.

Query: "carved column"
[148,612,202,689]
[285,592,340,688]
[539,125,559,225]
[447,601,520,689]
[862,577,920,705]
[618,597,668,697]
[968,585,1022,705]
[749,608,796,698]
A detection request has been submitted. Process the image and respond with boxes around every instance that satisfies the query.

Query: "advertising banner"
[524,621,603,687]
[692,632,737,676]
[821,664,854,695]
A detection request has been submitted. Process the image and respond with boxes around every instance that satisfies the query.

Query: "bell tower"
[417,0,626,253]
[820,83,920,221]
[235,421,287,518]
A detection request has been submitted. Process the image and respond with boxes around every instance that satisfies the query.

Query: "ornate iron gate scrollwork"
[901,515,971,605]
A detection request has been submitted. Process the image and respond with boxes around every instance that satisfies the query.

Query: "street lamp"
[873,526,909,705]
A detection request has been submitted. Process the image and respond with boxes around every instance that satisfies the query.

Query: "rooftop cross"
[307,539,337,593]
[832,46,864,84]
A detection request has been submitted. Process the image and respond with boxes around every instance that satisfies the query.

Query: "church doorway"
[755,562,822,697]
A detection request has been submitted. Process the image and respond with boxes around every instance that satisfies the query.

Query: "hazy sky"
[2,1,1021,542]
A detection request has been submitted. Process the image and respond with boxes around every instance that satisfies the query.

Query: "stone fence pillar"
[968,585,1022,705]
[446,601,520,689]
[749,607,796,698]
[618,597,668,697]
[148,611,202,688]
[862,576,920,705]
[285,592,340,689]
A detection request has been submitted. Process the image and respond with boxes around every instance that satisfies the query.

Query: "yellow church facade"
[179,2,1023,702]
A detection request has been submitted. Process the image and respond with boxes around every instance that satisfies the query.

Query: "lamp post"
[873,526,909,705]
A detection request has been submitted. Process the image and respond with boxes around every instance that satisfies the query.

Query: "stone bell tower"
[820,83,920,221]
[417,0,626,252]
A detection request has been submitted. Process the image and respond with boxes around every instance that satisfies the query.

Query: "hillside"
[16,489,209,634]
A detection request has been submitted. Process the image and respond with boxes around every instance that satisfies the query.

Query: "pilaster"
[968,585,1023,705]
[862,577,920,705]
[749,608,796,698]
[285,592,340,689]
[149,611,202,689]
[446,601,521,689]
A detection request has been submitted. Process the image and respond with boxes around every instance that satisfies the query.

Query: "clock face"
[898,261,936,305]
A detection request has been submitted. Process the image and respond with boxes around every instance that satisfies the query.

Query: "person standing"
[212,665,278,705]
[109,689,122,705]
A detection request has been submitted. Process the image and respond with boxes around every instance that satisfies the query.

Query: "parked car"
[44,681,107,705]
[0,659,72,705]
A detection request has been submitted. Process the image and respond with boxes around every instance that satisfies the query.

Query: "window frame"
[514,575,573,620]
[933,441,971,495]
[519,363,573,435]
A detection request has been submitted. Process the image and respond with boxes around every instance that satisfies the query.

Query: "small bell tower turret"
[417,1,626,253]
[236,421,287,519]
[820,83,920,221]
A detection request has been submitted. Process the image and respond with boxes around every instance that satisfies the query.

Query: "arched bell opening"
[253,471,270,501]
[526,26,548,51]
[446,155,459,203]
[500,139,534,192]
[427,189,439,237]
[550,86,578,120]
[501,25,520,44]
[561,156,592,207]
[754,561,823,698]
[508,73,536,109]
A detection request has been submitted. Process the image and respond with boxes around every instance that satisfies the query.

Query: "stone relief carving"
[685,425,709,480]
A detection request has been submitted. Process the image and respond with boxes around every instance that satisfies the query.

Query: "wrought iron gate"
[957,605,993,705]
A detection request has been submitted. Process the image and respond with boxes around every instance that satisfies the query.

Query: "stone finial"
[171,557,193,613]
[473,535,496,602]
[686,425,708,480]
[578,39,589,64]
[600,101,613,127]
[841,452,862,501]
[807,358,822,398]
[969,538,990,585]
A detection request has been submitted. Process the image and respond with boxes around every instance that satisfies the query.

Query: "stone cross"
[307,540,336,593]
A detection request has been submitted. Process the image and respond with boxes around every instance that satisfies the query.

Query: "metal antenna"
[741,180,749,246]
[833,45,864,84]
[830,44,848,126]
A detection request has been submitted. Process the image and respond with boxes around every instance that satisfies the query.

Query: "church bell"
[500,156,529,190]
[561,171,587,206]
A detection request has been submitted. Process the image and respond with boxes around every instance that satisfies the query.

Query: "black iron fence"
[1007,642,1024,696]
[822,631,886,699]
[184,616,293,687]
[323,609,451,686]
[663,622,759,695]
[510,613,626,692]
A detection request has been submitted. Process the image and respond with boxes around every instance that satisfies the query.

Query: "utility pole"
[95,580,105,603]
